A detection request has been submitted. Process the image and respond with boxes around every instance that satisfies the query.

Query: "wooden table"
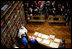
[48,15,66,23]
[30,32,62,48]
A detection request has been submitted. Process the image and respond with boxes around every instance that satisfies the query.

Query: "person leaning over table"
[17,25,39,48]
[17,25,29,48]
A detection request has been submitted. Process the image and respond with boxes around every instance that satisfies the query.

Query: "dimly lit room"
[1,1,71,48]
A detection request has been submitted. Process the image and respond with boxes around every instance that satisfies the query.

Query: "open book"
[34,32,39,36]
[41,34,49,39]
[54,38,61,43]
[38,33,42,37]
[42,39,51,45]
[36,37,42,42]
[49,42,59,48]
[50,35,55,40]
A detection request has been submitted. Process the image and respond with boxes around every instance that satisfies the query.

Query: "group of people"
[23,1,71,25]
[23,1,43,16]
[44,1,71,16]
[44,1,71,25]
[23,1,71,16]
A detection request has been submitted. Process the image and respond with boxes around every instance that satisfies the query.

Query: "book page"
[42,39,51,45]
[49,42,59,48]
[34,32,39,36]
[38,33,42,37]
[41,34,49,39]
[54,38,61,43]
[50,35,55,40]
[36,37,42,42]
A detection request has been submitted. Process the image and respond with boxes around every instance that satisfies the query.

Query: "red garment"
[15,5,18,10]
[34,1,36,3]
[38,1,42,6]
[1,20,3,24]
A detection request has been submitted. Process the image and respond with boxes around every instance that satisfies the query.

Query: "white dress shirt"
[18,26,28,38]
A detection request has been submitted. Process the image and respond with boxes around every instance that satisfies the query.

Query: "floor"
[25,20,71,48]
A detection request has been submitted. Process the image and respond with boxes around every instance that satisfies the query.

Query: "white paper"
[42,39,50,45]
[36,37,42,42]
[49,42,59,48]
[38,33,42,37]
[34,32,39,36]
[54,38,61,43]
[41,34,49,39]
[32,36,35,39]
[50,35,55,40]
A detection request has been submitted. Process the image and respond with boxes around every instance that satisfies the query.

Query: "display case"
[1,1,26,48]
